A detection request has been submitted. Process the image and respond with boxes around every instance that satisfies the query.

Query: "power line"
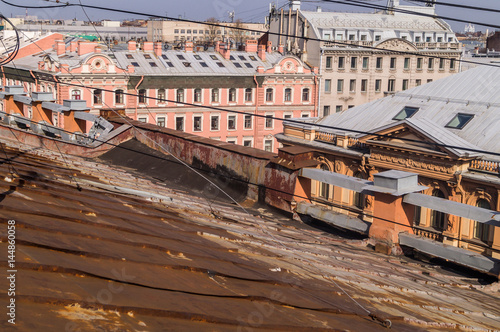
[2,0,500,69]
[400,0,500,14]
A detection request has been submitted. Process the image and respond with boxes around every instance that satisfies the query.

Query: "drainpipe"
[134,75,144,120]
[29,70,38,92]
[317,48,323,117]
[253,74,260,148]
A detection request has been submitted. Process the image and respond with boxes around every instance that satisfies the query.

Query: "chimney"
[77,41,97,56]
[70,41,77,53]
[290,0,301,11]
[128,64,135,73]
[31,92,55,125]
[220,43,231,60]
[267,41,272,53]
[185,41,194,52]
[154,42,162,57]
[245,39,258,53]
[258,45,266,61]
[215,41,221,53]
[62,100,91,133]
[143,41,154,52]
[55,40,65,56]
[128,40,137,51]
[3,86,25,116]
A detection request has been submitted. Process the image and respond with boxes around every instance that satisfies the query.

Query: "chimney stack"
[77,41,97,56]
[267,41,272,53]
[154,42,162,57]
[70,41,77,53]
[185,41,194,52]
[245,39,258,53]
[258,45,266,61]
[143,41,154,52]
[55,40,65,56]
[220,43,231,60]
[128,40,137,51]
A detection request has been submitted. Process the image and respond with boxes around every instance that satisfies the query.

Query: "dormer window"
[393,106,419,121]
[446,113,474,129]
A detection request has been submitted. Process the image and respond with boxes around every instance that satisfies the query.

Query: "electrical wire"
[2,0,500,69]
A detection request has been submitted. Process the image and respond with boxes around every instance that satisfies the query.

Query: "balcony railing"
[315,131,337,144]
[469,159,500,173]
[314,131,366,149]
[413,226,444,242]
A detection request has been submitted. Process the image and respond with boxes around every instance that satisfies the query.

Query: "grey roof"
[11,47,296,77]
[315,65,500,157]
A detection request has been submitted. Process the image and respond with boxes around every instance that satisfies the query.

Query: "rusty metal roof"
[0,137,499,330]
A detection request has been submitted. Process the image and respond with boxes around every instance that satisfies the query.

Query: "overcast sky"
[3,0,499,32]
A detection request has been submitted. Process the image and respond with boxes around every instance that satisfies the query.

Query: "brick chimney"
[70,41,78,53]
[215,41,221,53]
[62,100,91,133]
[220,43,231,60]
[258,45,266,61]
[154,42,162,57]
[185,41,194,52]
[245,39,258,53]
[143,41,154,52]
[55,40,65,56]
[77,41,97,56]
[267,41,272,53]
[128,40,137,51]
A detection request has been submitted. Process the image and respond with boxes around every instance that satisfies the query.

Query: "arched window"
[319,164,330,200]
[93,89,102,105]
[302,88,310,102]
[228,88,236,102]
[265,88,273,102]
[176,89,184,103]
[284,88,292,102]
[353,172,365,209]
[115,89,124,104]
[72,90,81,100]
[138,89,147,104]
[430,189,446,230]
[474,199,491,242]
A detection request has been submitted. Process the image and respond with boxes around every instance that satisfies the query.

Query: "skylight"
[233,62,242,68]
[249,56,257,61]
[144,54,152,59]
[131,62,140,67]
[149,62,158,67]
[446,113,474,129]
[183,62,192,67]
[194,55,202,60]
[126,54,134,59]
[216,62,225,68]
[200,62,208,67]
[210,55,219,60]
[230,55,235,60]
[161,55,168,60]
[393,106,419,121]
[166,62,174,67]
[238,55,246,61]
[244,63,253,68]
[177,54,185,60]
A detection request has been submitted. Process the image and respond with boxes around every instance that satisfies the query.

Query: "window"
[375,79,381,92]
[244,88,252,102]
[144,54,152,60]
[349,79,356,92]
[150,62,158,68]
[175,116,184,131]
[244,114,252,129]
[243,139,252,147]
[284,113,292,119]
[338,56,345,69]
[474,199,491,242]
[249,56,258,61]
[162,54,169,60]
[325,79,332,93]
[323,106,330,116]
[446,113,474,129]
[375,35,381,41]
[265,114,273,129]
[284,88,292,102]
[416,58,423,70]
[326,56,332,69]
[439,58,445,70]
[353,172,365,209]
[415,36,421,42]
[404,57,410,69]
[177,54,185,60]
[227,115,236,130]
[393,106,419,120]
[264,139,273,152]
[244,63,253,69]
[376,57,382,69]
[138,117,147,123]
[176,89,184,103]
[387,79,395,92]
[319,164,330,199]
[211,88,219,103]
[361,79,367,92]
[174,29,179,34]
[430,190,446,231]
[115,89,124,104]
[157,116,165,127]
[157,89,166,103]
[126,54,134,59]
[302,88,310,102]
[211,115,219,130]
[210,55,218,60]
[93,89,102,104]
[182,62,191,68]
[193,115,202,132]
[265,88,273,102]
[416,79,422,86]
[427,79,433,83]
[402,79,409,91]
[194,88,202,103]
[336,105,342,113]
[426,36,431,42]
[228,88,236,102]
[233,62,242,68]
[351,56,357,69]
[200,62,208,68]
[138,89,146,104]
[362,57,369,69]
[72,90,81,100]
[217,62,225,68]
[301,113,310,118]
[390,57,396,69]
[131,62,140,67]
[450,59,456,70]
[428,58,434,70]
[337,79,343,93]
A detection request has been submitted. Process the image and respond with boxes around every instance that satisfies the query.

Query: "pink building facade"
[3,39,319,152]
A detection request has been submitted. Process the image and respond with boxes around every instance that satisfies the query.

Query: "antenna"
[228,10,235,23]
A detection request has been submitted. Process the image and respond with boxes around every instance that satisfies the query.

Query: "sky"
[2,0,499,33]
